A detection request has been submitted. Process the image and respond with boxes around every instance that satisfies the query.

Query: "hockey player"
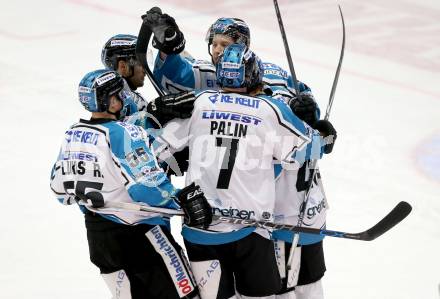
[49,69,212,299]
[101,34,148,112]
[142,9,332,299]
[153,43,328,299]
[142,9,317,123]
[101,33,198,134]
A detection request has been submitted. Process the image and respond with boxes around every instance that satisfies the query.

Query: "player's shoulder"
[112,121,147,141]
[257,93,286,105]
[257,94,289,115]
[69,119,109,134]
[262,61,289,80]
[194,60,215,71]
[257,94,305,130]
[185,56,215,72]
[67,120,81,130]
[193,89,220,104]
[85,120,147,148]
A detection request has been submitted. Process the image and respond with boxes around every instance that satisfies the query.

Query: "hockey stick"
[324,5,345,121]
[136,16,165,97]
[290,4,346,269]
[272,0,307,269]
[273,1,346,267]
[301,4,346,215]
[273,0,302,101]
[97,201,412,241]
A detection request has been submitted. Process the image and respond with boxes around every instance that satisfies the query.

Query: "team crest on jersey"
[209,94,219,104]
[139,165,159,176]
[136,168,166,187]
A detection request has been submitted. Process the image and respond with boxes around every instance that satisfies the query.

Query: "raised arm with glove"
[142,7,185,55]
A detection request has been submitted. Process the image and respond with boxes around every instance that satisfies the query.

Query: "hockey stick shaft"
[286,7,346,265]
[325,5,345,121]
[136,21,165,97]
[300,5,346,223]
[273,0,302,100]
[100,201,411,241]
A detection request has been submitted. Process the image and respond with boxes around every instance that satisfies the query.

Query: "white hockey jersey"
[153,53,327,245]
[273,164,328,245]
[155,90,320,245]
[50,118,179,226]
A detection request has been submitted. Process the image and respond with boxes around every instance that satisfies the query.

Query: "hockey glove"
[313,119,337,154]
[288,94,319,126]
[146,91,196,127]
[142,7,185,55]
[177,183,212,229]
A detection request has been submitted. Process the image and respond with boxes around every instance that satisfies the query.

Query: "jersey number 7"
[216,137,239,189]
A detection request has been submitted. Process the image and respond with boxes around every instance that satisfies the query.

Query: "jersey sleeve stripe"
[259,96,310,148]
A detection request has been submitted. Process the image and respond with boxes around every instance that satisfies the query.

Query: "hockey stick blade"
[346,201,412,241]
[136,21,165,97]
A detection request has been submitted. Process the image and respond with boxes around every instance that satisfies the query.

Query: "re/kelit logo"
[146,226,195,297]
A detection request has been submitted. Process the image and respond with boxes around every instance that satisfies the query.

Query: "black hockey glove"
[313,119,337,154]
[288,94,319,126]
[142,7,185,55]
[177,183,212,229]
[146,91,196,127]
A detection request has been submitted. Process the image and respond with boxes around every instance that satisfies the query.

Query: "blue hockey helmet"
[101,34,138,70]
[205,17,250,47]
[216,43,263,90]
[78,69,126,113]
